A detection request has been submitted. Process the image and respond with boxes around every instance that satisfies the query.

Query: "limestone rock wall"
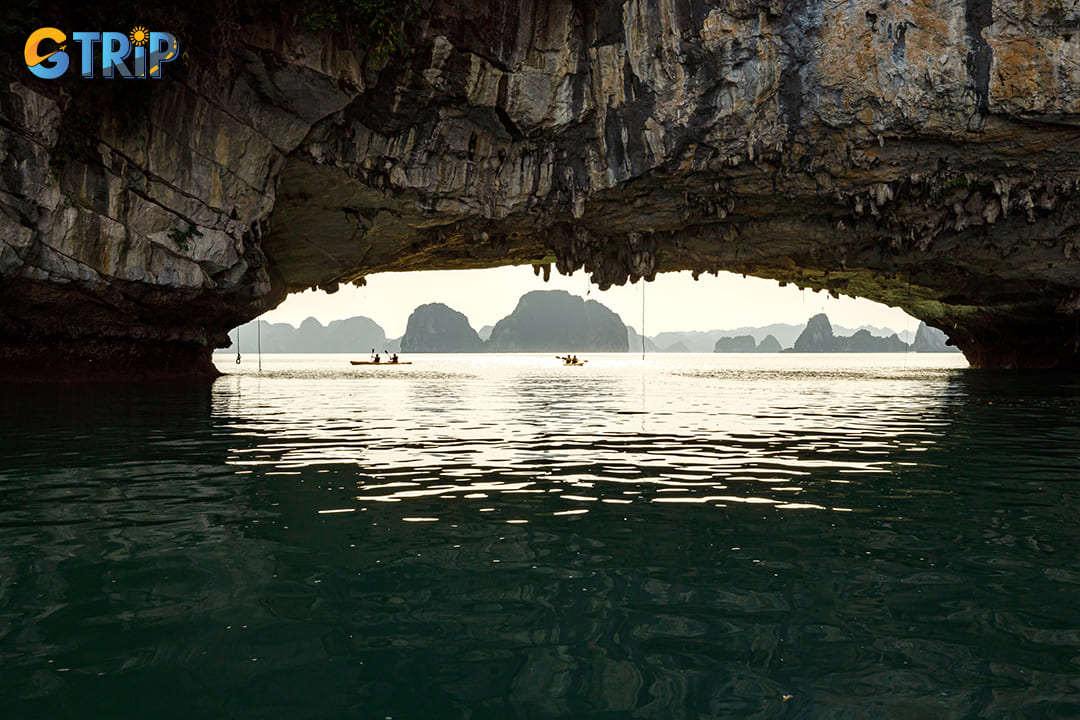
[0,28,367,375]
[3,0,1080,373]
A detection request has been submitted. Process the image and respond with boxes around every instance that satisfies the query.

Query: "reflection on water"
[2,354,1079,719]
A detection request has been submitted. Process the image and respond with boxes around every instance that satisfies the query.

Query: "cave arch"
[4,0,1080,377]
[262,138,1080,370]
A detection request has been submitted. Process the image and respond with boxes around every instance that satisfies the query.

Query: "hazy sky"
[259,266,918,337]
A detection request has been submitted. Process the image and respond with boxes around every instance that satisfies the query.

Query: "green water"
[1,354,1078,718]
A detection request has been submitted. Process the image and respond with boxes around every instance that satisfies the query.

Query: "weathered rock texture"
[4,0,1080,375]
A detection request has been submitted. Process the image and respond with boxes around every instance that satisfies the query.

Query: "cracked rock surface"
[3,0,1080,375]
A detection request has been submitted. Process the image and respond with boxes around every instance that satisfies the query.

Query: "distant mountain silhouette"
[911,321,960,352]
[650,330,734,353]
[658,322,913,353]
[221,301,927,356]
[848,324,915,344]
[626,326,661,353]
[653,325,810,351]
[486,290,628,352]
[215,316,387,353]
[792,313,838,352]
[661,340,692,353]
[791,313,909,352]
[846,328,908,352]
[713,335,757,352]
[712,333,784,353]
[756,334,783,353]
[400,303,484,352]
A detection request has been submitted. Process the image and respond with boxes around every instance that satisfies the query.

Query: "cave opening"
[218,266,934,358]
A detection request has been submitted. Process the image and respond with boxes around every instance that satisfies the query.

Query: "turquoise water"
[2,353,1079,718]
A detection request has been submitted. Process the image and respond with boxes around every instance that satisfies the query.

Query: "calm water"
[2,353,1079,719]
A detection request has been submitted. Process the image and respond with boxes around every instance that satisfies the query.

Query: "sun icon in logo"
[129,26,149,46]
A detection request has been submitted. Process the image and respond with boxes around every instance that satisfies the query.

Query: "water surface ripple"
[2,354,1078,719]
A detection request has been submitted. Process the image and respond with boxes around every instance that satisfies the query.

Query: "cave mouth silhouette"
[255,235,1073,373]
[246,267,937,356]
[6,1,1080,380]
[255,150,1080,373]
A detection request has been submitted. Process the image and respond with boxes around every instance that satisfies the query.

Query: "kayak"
[350,361,412,365]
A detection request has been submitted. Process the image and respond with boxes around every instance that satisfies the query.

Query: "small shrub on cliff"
[2,0,421,69]
[299,0,421,57]
[1049,0,1079,34]
[168,223,203,251]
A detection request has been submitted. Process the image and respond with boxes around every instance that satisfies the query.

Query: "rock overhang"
[3,0,1080,375]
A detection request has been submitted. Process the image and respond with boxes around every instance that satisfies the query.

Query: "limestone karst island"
[2,0,1079,376]
[5,4,1080,720]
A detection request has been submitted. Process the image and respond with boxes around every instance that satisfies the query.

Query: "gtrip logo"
[25,27,179,80]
